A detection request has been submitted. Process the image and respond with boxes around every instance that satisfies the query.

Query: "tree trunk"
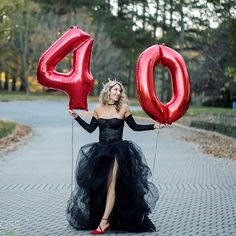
[142,2,147,30]
[128,55,133,97]
[162,0,167,37]
[20,5,30,94]
[12,73,16,91]
[170,0,173,27]
[179,0,185,52]
[4,71,9,91]
[153,0,159,39]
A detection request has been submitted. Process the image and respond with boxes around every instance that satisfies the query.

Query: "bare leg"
[95,158,119,231]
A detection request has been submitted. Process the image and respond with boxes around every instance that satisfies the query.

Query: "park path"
[0,101,236,236]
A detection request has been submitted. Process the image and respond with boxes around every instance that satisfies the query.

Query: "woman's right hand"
[68,109,78,118]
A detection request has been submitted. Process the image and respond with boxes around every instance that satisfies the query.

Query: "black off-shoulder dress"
[66,114,159,232]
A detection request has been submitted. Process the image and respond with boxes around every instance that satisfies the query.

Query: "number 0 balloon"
[136,44,191,124]
[37,26,94,110]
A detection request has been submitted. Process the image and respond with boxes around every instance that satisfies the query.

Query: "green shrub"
[190,120,236,138]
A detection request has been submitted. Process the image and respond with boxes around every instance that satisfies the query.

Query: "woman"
[66,80,164,234]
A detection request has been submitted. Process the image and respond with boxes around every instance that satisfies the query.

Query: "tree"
[1,0,40,93]
[0,0,24,90]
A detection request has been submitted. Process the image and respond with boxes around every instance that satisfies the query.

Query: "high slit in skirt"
[66,140,159,232]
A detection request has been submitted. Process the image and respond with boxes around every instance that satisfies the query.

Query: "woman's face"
[109,84,122,102]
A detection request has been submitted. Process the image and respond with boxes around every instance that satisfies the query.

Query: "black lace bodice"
[75,115,154,144]
[97,118,124,143]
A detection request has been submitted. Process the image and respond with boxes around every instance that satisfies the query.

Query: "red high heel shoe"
[91,218,111,235]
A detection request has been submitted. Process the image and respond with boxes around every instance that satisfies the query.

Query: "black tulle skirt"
[66,140,159,232]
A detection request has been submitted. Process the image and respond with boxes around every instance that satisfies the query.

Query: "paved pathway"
[0,101,236,236]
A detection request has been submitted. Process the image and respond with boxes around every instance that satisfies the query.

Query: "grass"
[0,91,103,103]
[132,105,235,118]
[0,91,68,101]
[0,120,16,139]
[132,110,148,117]
[0,91,141,104]
[186,106,235,116]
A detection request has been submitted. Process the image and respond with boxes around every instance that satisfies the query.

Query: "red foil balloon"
[37,26,94,110]
[136,44,191,124]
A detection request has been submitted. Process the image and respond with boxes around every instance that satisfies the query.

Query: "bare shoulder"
[121,103,131,118]
[95,103,103,110]
[93,103,103,118]
[122,103,129,111]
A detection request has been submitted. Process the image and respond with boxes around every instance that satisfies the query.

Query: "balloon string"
[71,118,74,197]
[151,129,160,182]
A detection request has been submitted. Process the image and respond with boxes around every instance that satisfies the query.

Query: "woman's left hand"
[154,122,166,129]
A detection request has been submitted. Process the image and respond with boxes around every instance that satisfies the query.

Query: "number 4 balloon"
[37,26,94,110]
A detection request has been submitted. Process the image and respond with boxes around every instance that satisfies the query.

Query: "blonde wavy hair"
[99,79,128,112]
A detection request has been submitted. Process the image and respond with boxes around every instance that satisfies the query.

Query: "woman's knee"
[108,179,116,192]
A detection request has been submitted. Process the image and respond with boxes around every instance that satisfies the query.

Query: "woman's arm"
[123,104,154,131]
[125,114,155,131]
[123,104,165,131]
[75,116,98,133]
[69,109,98,133]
